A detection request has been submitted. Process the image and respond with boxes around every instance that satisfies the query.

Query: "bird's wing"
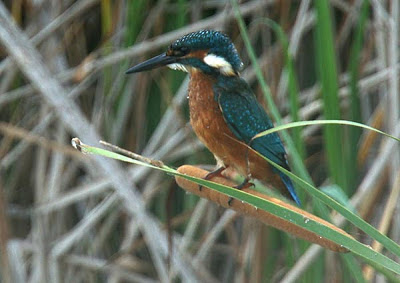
[213,77,288,169]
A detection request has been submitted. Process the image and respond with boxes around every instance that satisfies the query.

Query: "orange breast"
[188,71,287,196]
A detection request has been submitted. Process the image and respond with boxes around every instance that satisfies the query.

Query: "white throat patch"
[203,54,235,76]
[167,63,188,73]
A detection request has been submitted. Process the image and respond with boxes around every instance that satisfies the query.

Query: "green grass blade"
[348,0,370,190]
[100,0,113,97]
[321,184,357,214]
[314,0,348,192]
[253,119,400,261]
[257,18,306,160]
[341,254,366,283]
[71,139,400,276]
[124,0,147,47]
[250,148,400,260]
[252,120,400,143]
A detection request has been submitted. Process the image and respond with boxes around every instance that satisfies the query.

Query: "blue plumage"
[214,76,301,205]
[279,172,301,206]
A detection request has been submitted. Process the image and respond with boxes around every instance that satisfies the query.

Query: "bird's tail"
[278,172,301,206]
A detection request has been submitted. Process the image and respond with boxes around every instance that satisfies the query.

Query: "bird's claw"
[228,178,254,206]
[234,180,254,190]
[199,166,226,191]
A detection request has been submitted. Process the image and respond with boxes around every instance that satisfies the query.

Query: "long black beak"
[126,53,176,74]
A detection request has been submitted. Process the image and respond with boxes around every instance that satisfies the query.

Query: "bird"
[126,30,300,206]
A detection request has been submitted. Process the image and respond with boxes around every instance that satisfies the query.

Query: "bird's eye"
[173,46,190,57]
[179,46,189,54]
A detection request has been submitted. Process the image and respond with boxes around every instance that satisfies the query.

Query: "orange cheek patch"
[183,50,208,60]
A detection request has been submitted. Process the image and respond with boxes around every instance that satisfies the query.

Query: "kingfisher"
[126,30,300,205]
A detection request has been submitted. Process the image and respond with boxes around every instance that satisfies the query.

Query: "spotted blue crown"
[170,30,244,73]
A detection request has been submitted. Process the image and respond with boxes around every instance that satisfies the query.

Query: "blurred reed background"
[0,0,399,282]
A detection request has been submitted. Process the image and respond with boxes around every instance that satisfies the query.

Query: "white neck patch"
[203,54,235,76]
[167,63,188,73]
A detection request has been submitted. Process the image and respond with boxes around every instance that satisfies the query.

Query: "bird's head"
[126,30,243,76]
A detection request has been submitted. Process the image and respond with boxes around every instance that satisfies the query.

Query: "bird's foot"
[234,178,255,190]
[228,178,254,206]
[199,166,226,191]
